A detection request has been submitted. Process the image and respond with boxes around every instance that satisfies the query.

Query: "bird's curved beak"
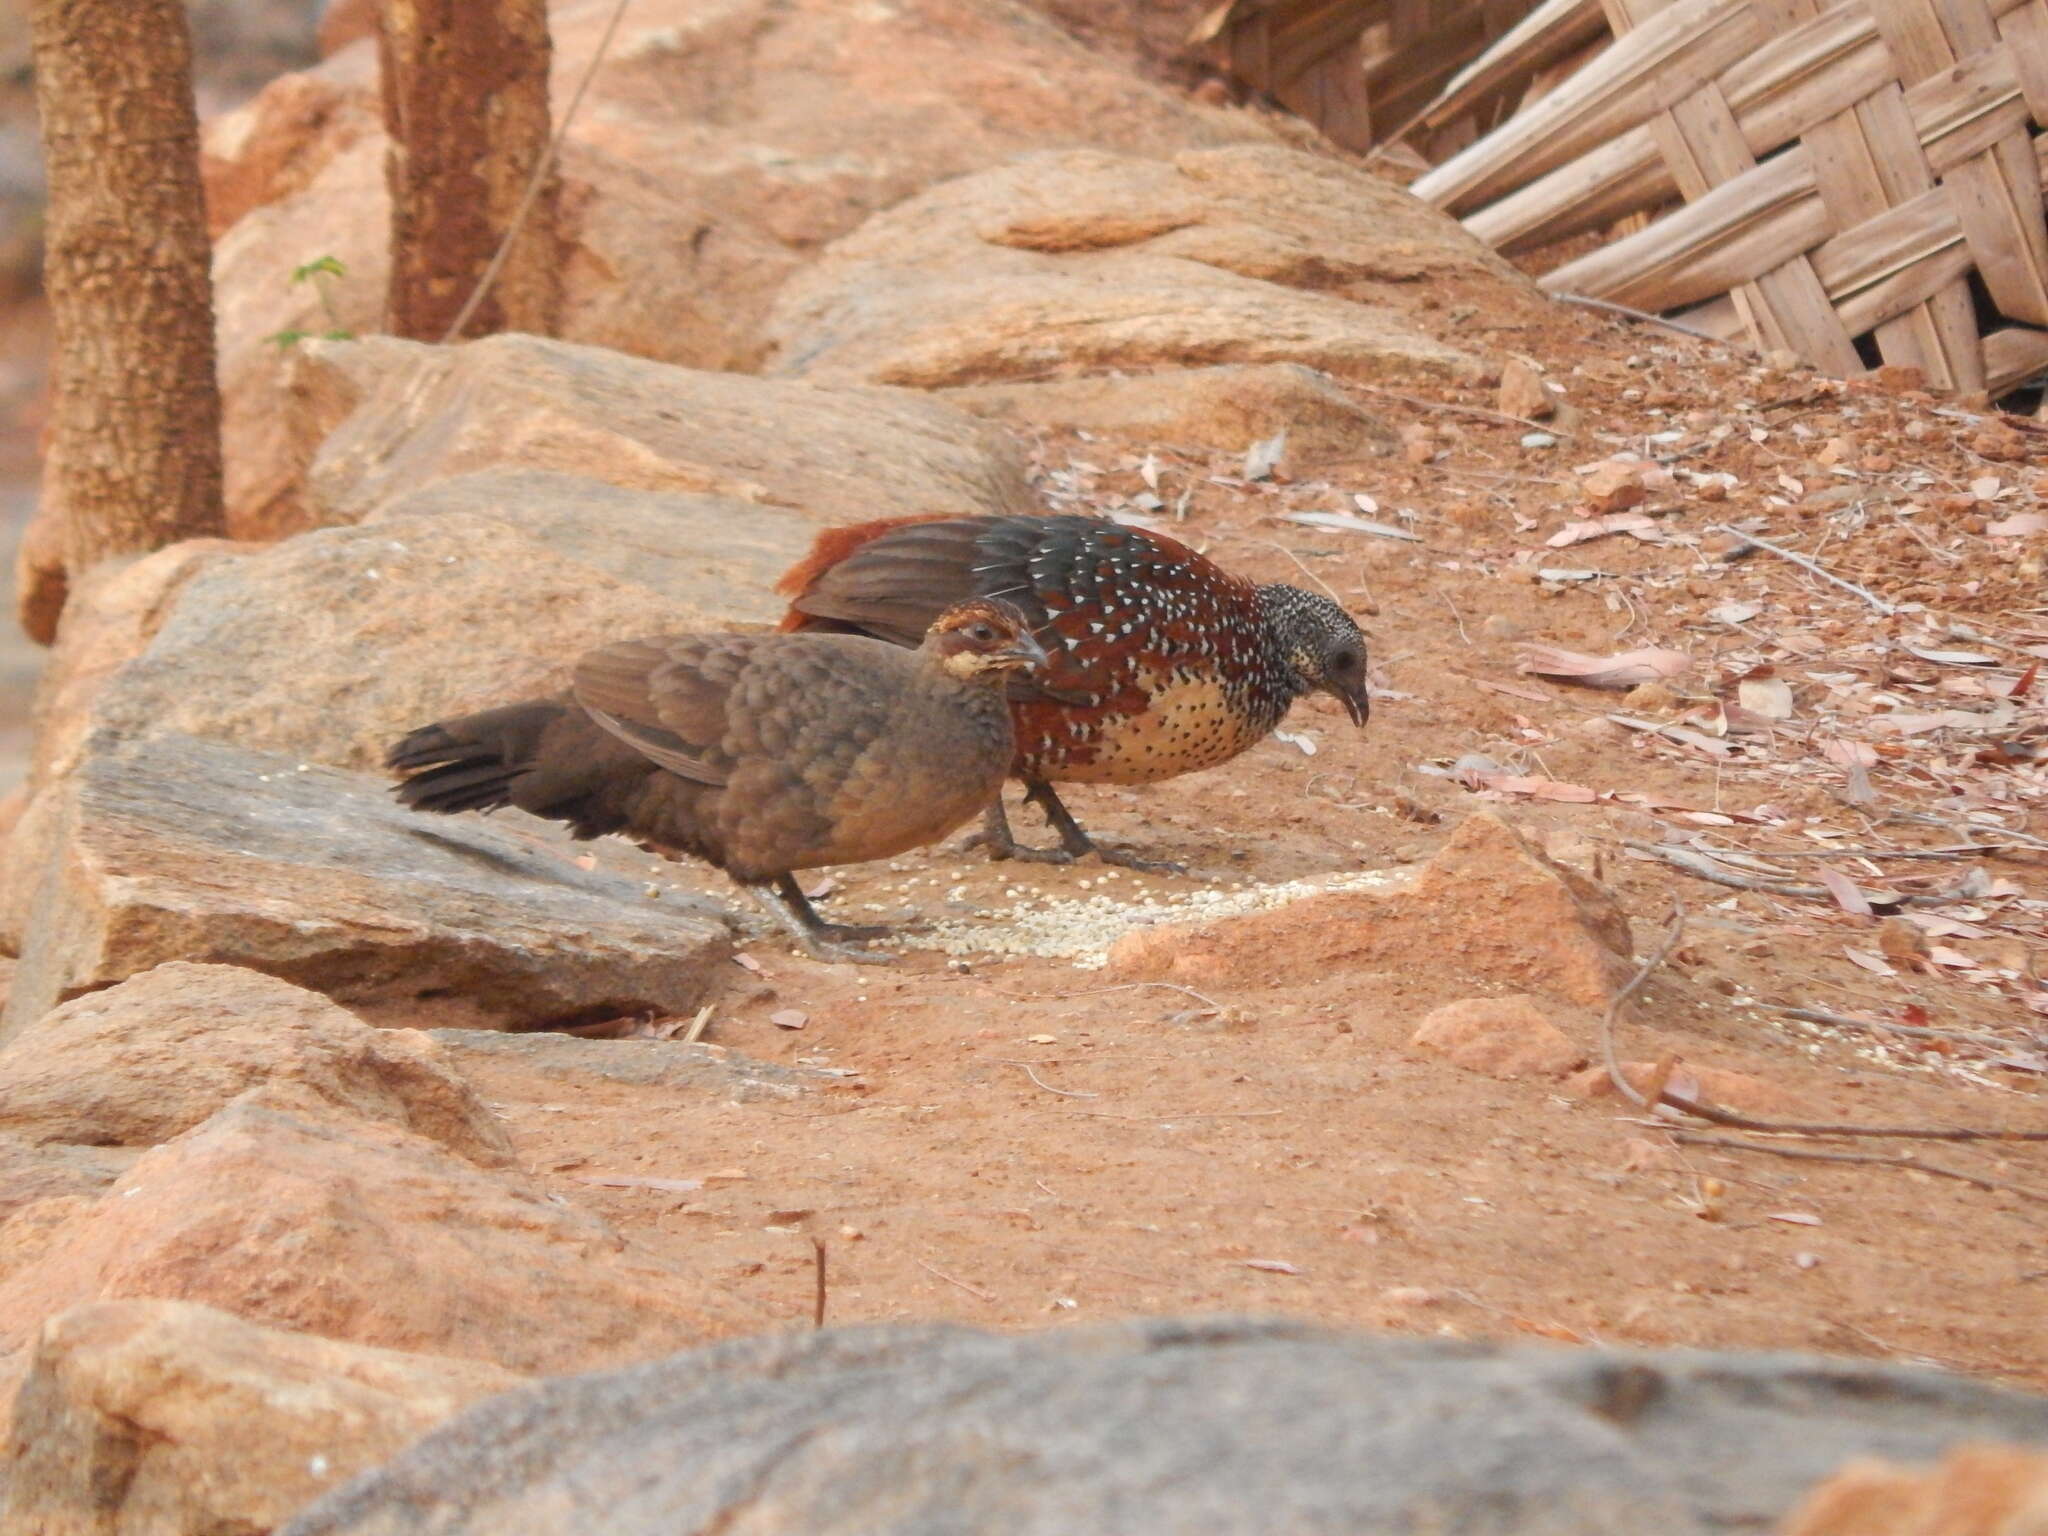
[1328,680,1370,727]
[998,632,1051,672]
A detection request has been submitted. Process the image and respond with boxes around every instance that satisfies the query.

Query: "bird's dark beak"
[999,632,1051,672]
[1329,680,1370,727]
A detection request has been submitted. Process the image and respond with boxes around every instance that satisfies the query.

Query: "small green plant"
[265,254,357,349]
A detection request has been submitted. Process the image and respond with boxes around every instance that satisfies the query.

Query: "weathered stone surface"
[0,1137,129,1226]
[1,733,726,1039]
[280,1318,2048,1536]
[286,333,1033,537]
[61,514,705,773]
[0,1300,524,1536]
[0,1098,754,1373]
[1109,813,1634,1007]
[1779,1444,2048,1536]
[0,963,512,1165]
[19,540,241,796]
[207,0,1261,533]
[766,146,1538,389]
[1409,994,1587,1079]
[942,362,1397,457]
[427,1029,835,1101]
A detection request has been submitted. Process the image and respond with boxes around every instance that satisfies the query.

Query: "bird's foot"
[1084,843,1187,877]
[809,918,900,943]
[795,934,898,966]
[972,834,1077,865]
[1019,782,1185,875]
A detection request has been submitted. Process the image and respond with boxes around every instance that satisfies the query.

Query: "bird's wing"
[572,636,754,786]
[776,516,1017,646]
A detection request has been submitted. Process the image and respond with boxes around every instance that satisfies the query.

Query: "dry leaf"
[1843,947,1896,976]
[1820,739,1877,766]
[1244,429,1286,482]
[1469,677,1551,703]
[1545,512,1657,548]
[1280,510,1420,542]
[1768,1211,1823,1227]
[577,1175,704,1193]
[731,952,765,973]
[1243,1259,1304,1275]
[1707,601,1761,625]
[1738,677,1795,719]
[1901,644,1998,667]
[1986,511,2048,537]
[1518,645,1690,689]
[1477,774,1599,802]
[1817,866,1872,917]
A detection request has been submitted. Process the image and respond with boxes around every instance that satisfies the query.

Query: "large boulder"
[280,1318,2048,1535]
[204,0,1269,533]
[0,963,513,1165]
[0,1097,756,1374]
[1,732,727,1037]
[292,334,1032,533]
[0,1138,128,1227]
[763,146,1541,392]
[0,1300,524,1536]
[1109,812,1635,1008]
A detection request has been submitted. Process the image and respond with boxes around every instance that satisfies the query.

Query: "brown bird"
[777,513,1370,869]
[386,600,1048,963]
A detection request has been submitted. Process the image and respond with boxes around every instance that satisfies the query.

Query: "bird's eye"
[966,622,996,642]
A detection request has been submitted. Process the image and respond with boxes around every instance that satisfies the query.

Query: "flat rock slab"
[0,963,513,1166]
[427,1030,839,1100]
[282,1317,2048,1535]
[2,732,726,1040]
[0,1098,754,1375]
[1,1300,525,1536]
[0,1136,130,1226]
[296,332,1034,530]
[765,146,1541,390]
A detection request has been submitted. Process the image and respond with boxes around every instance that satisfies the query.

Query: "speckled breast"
[1013,667,1279,785]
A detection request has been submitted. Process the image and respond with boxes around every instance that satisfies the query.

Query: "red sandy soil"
[435,307,2048,1387]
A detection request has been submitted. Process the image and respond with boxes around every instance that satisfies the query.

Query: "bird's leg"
[962,792,1076,865]
[742,876,897,965]
[1025,781,1187,877]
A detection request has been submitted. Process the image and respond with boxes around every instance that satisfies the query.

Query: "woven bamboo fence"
[1196,0,2048,396]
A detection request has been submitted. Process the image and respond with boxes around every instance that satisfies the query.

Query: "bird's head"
[1258,584,1371,727]
[923,598,1050,684]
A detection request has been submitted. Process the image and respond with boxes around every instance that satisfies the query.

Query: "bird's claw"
[1089,846,1187,876]
[796,936,898,966]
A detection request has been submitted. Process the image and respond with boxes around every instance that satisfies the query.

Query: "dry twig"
[812,1237,827,1329]
[1770,1005,2016,1053]
[1554,292,1745,350]
[1707,524,1898,615]
[1597,908,2048,1145]
[916,1257,995,1302]
[997,1060,1099,1099]
[1671,1133,2048,1206]
[1625,841,1966,907]
[1351,384,1571,436]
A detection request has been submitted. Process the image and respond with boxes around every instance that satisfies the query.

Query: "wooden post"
[28,0,225,575]
[379,0,560,342]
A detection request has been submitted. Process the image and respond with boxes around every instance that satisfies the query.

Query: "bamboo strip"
[1414,0,1764,212]
[1870,0,2048,322]
[1417,0,1606,129]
